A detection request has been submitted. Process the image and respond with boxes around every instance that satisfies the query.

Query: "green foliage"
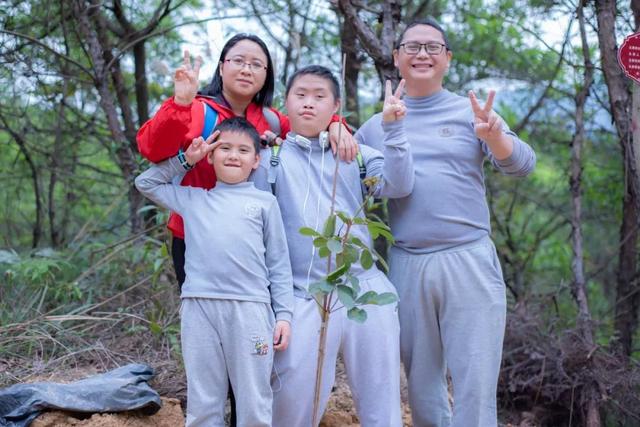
[302,204,398,321]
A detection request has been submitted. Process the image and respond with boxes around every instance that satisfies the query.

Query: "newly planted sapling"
[302,168,398,427]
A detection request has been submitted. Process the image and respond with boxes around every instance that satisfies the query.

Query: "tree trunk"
[49,77,68,248]
[596,0,640,359]
[339,13,362,127]
[0,113,43,248]
[72,0,143,233]
[134,42,149,126]
[571,4,599,424]
[337,0,401,88]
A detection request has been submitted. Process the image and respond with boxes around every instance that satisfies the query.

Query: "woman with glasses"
[355,18,536,427]
[137,33,354,426]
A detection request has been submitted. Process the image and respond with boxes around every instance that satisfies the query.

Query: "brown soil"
[26,358,413,427]
[31,398,184,427]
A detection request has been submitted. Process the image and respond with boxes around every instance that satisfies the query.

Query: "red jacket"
[137,96,290,239]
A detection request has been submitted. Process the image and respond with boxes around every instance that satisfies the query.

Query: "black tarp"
[0,363,162,427]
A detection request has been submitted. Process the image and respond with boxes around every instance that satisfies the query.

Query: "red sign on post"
[619,32,640,84]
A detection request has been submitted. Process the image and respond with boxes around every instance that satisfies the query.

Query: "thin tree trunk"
[134,42,149,126]
[339,14,362,127]
[572,3,598,424]
[0,113,43,248]
[49,73,70,247]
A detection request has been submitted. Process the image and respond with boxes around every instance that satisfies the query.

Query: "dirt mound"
[31,397,184,427]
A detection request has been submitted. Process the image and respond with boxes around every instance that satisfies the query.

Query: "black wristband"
[177,148,194,171]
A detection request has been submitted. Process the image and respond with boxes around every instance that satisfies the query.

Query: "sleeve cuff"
[382,120,405,146]
[170,97,193,111]
[275,311,293,324]
[495,135,522,168]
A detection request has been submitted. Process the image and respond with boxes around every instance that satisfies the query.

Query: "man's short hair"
[285,65,340,101]
[213,117,261,153]
[396,17,450,51]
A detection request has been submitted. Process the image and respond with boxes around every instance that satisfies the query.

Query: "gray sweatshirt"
[252,125,413,296]
[135,156,293,323]
[356,89,536,254]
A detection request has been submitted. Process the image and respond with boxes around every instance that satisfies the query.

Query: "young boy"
[135,117,293,427]
[252,66,412,427]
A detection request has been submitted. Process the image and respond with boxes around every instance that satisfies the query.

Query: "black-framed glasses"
[224,57,267,72]
[399,42,447,55]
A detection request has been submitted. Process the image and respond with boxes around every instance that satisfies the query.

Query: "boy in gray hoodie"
[135,117,293,427]
[252,65,412,427]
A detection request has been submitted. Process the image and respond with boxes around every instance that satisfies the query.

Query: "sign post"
[619,33,640,180]
[619,32,640,83]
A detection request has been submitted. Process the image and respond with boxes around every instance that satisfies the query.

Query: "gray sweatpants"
[272,271,402,427]
[181,298,275,427]
[389,236,506,427]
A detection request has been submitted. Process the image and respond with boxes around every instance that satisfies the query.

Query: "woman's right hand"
[174,50,203,106]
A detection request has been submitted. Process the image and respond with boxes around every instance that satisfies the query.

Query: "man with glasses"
[356,17,536,427]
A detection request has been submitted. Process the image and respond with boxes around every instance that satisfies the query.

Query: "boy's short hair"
[213,117,261,153]
[396,17,450,51]
[285,65,340,101]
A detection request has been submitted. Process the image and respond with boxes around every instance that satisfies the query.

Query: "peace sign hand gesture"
[184,131,221,166]
[382,79,406,123]
[174,50,203,106]
[469,90,505,144]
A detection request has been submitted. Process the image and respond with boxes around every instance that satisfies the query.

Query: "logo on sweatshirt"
[438,127,454,137]
[245,203,261,218]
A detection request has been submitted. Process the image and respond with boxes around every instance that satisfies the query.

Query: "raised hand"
[174,50,203,106]
[184,130,220,166]
[469,90,505,143]
[382,79,406,123]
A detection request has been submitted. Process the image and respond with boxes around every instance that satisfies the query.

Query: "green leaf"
[300,227,320,237]
[327,238,343,253]
[360,249,374,270]
[344,245,358,266]
[337,285,355,308]
[347,307,367,323]
[313,237,327,248]
[373,292,398,305]
[336,211,350,224]
[323,214,336,237]
[356,290,378,305]
[348,275,360,295]
[353,217,367,225]
[309,280,334,295]
[327,263,348,282]
[377,228,395,244]
[349,236,367,249]
[319,247,330,258]
[370,247,389,272]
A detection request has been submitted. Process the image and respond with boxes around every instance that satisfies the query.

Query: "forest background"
[1,0,640,425]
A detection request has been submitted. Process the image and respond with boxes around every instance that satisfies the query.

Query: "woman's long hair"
[199,33,275,107]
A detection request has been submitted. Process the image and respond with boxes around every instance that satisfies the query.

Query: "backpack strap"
[268,145,282,195]
[202,102,218,139]
[262,107,281,138]
[356,152,368,198]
